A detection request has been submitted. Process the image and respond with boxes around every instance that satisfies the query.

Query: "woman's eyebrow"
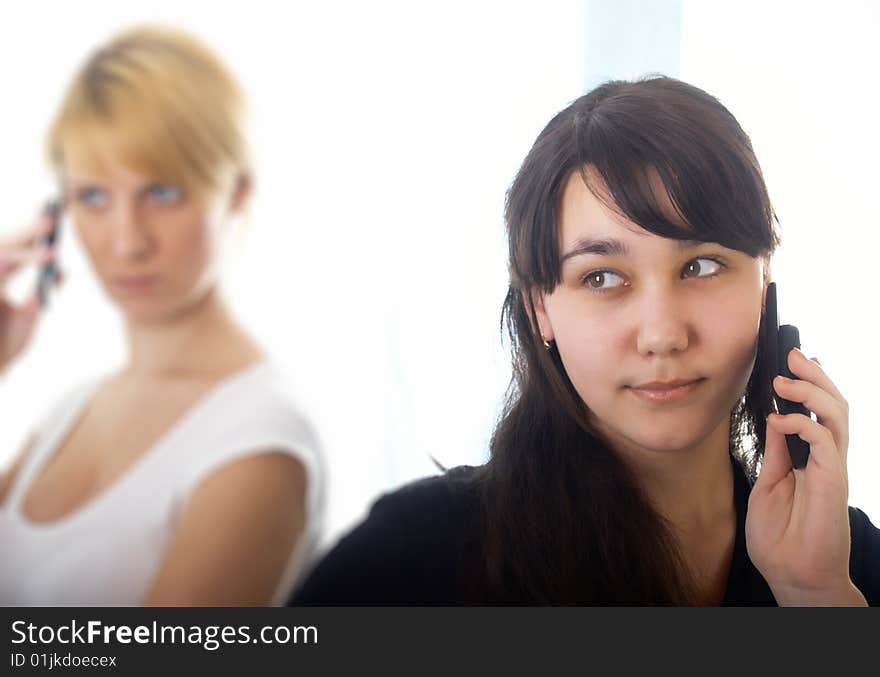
[67,178,105,187]
[560,236,705,262]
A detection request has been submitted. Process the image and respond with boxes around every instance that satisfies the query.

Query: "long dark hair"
[468,77,780,604]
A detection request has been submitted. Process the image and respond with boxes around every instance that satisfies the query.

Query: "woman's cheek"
[554,317,617,398]
[167,216,215,288]
[72,217,106,272]
[702,302,761,399]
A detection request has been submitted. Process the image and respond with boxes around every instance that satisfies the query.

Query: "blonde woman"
[0,25,322,606]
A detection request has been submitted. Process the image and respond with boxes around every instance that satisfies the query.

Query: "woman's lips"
[628,378,705,403]
[109,275,159,294]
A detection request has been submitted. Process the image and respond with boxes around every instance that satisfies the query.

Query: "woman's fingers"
[766,412,845,481]
[0,210,56,282]
[773,374,848,464]
[754,414,794,491]
[0,212,54,250]
[0,247,55,281]
[785,348,846,407]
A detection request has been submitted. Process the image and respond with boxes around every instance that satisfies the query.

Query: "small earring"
[541,335,552,350]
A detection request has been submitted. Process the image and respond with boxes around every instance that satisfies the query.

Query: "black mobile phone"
[37,199,63,308]
[761,281,811,469]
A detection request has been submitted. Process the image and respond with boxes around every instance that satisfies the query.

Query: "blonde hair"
[47,24,250,202]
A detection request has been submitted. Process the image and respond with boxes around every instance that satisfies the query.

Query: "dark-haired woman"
[290,77,878,606]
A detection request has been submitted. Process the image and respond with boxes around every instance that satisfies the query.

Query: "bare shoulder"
[179,450,309,549]
[146,450,309,605]
[190,451,308,505]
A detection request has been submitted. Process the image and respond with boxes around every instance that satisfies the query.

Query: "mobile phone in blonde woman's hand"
[37,199,62,308]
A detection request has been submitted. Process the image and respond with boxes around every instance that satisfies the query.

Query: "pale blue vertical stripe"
[584,0,682,90]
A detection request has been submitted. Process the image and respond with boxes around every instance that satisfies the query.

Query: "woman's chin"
[590,411,712,457]
[111,295,190,325]
[620,409,733,457]
[633,431,706,455]
[106,281,215,325]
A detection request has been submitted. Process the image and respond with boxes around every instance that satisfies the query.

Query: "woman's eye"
[582,270,626,293]
[76,187,108,208]
[582,257,725,294]
[682,257,723,278]
[147,183,183,205]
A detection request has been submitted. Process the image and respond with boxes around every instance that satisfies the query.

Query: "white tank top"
[0,359,323,606]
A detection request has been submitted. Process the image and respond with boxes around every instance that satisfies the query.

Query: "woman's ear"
[229,173,252,214]
[524,288,554,343]
[761,255,772,312]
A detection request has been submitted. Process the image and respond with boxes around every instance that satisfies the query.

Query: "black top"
[291,459,880,606]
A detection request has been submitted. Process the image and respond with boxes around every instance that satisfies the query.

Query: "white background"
[0,1,876,553]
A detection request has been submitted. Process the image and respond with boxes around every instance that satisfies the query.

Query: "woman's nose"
[634,289,691,357]
[109,202,154,260]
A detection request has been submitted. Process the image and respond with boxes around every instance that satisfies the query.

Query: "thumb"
[754,414,794,491]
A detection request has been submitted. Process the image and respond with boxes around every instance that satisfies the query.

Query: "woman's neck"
[122,288,263,379]
[616,417,736,538]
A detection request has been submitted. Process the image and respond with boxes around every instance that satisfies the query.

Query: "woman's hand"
[0,211,57,373]
[745,347,866,605]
